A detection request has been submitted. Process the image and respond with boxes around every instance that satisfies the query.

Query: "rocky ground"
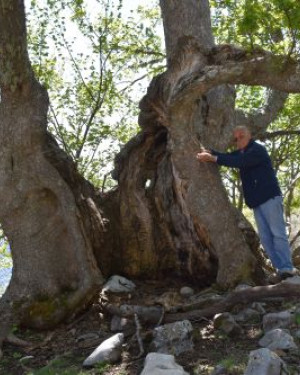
[1,276,300,375]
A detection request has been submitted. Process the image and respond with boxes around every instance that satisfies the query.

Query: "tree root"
[5,333,31,347]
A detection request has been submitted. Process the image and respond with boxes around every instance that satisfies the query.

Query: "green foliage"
[211,0,300,223]
[25,0,164,188]
[211,0,300,55]
[295,312,300,326]
[0,230,11,270]
[26,356,88,375]
[94,361,112,374]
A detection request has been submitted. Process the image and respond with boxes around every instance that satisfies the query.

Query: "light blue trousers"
[253,196,293,273]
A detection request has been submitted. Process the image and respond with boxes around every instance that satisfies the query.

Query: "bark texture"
[110,0,273,287]
[0,0,103,342]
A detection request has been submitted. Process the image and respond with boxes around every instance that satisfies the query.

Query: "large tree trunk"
[0,0,103,342]
[110,0,259,287]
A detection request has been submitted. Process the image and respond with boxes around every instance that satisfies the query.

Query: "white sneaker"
[280,268,299,280]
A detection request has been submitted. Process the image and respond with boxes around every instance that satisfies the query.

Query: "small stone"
[101,275,136,294]
[83,333,124,367]
[213,312,242,337]
[180,286,194,298]
[210,364,227,374]
[180,286,195,298]
[19,356,34,364]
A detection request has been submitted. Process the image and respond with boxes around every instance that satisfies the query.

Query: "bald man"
[197,126,296,281]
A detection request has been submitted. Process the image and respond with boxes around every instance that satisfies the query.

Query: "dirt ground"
[1,279,300,375]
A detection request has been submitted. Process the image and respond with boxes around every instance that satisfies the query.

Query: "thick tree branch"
[258,129,300,141]
[235,90,288,137]
[170,45,300,108]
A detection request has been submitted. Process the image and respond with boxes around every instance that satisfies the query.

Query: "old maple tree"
[0,0,299,349]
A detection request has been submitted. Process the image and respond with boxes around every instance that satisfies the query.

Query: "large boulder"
[244,348,287,375]
[151,320,194,355]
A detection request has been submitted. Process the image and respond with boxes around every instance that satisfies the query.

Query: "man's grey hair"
[233,125,251,135]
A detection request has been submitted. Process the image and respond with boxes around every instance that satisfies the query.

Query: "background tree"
[27,0,165,187]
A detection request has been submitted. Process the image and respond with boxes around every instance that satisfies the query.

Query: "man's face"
[233,130,251,150]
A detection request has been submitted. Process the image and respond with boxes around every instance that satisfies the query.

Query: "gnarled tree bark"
[0,0,103,348]
[110,0,275,287]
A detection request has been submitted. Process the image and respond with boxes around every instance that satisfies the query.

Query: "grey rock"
[210,364,227,374]
[263,311,294,332]
[294,329,300,339]
[83,333,124,367]
[180,286,194,298]
[281,275,300,285]
[101,275,136,294]
[234,308,261,323]
[251,302,266,315]
[151,320,193,356]
[259,328,298,351]
[214,312,242,336]
[140,352,189,375]
[244,348,287,375]
[110,315,135,335]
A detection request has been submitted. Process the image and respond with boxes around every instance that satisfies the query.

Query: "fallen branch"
[101,280,300,330]
[133,313,144,359]
[164,279,300,323]
[101,303,163,324]
[168,295,224,313]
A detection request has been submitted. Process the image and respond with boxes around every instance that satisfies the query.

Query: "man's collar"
[240,138,254,152]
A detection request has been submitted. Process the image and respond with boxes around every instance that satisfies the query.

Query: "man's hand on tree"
[196,152,217,162]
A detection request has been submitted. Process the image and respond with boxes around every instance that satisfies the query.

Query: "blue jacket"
[212,139,282,208]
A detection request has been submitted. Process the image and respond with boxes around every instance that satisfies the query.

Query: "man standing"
[197,126,296,280]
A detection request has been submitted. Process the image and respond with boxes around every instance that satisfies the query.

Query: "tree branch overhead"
[170,45,300,108]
